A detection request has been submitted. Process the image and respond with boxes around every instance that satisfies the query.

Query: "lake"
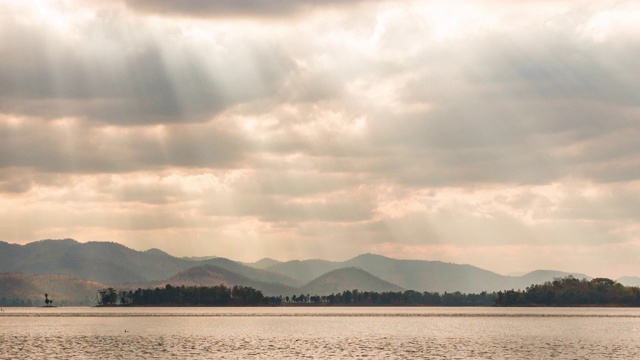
[1,307,640,358]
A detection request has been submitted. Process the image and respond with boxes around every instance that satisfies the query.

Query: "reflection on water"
[2,307,640,359]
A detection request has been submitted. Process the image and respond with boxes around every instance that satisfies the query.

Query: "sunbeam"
[1,0,639,278]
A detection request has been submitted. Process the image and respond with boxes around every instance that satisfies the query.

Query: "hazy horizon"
[1,0,639,279]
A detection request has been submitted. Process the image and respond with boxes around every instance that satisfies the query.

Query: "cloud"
[200,180,375,223]
[2,0,640,277]
[0,172,33,194]
[121,0,387,18]
[0,115,246,173]
[0,3,294,125]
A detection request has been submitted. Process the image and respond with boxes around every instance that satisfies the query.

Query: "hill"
[245,258,282,270]
[264,253,592,293]
[1,239,605,296]
[617,276,640,287]
[264,259,342,286]
[0,239,184,284]
[344,253,509,293]
[515,270,591,287]
[126,265,406,297]
[0,273,105,306]
[181,256,218,261]
[0,239,294,287]
[301,267,404,295]
[199,257,296,287]
[147,264,297,297]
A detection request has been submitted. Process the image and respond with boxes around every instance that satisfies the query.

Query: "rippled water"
[2,307,640,359]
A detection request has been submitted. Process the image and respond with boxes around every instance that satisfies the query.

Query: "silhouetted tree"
[44,293,52,306]
[97,288,118,305]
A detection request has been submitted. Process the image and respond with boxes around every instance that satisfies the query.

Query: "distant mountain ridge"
[263,253,592,293]
[0,239,295,287]
[245,258,282,270]
[617,276,640,287]
[0,239,631,303]
[137,264,297,296]
[0,239,184,284]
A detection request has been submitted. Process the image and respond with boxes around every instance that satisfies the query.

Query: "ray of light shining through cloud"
[1,0,639,278]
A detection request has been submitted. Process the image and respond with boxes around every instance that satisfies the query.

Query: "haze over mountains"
[0,273,103,306]
[301,268,405,295]
[0,239,623,305]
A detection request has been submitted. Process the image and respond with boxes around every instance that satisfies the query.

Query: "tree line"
[97,284,270,306]
[96,277,640,307]
[283,289,496,306]
[496,276,640,306]
[96,285,496,306]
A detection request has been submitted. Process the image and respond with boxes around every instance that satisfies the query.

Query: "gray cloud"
[0,169,24,194]
[122,0,386,18]
[353,31,640,186]
[0,7,294,125]
[201,191,375,223]
[3,0,640,277]
[4,1,639,186]
[0,117,246,173]
[468,34,640,106]
[111,182,187,205]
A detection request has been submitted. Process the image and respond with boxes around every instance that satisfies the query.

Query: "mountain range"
[0,239,629,305]
[0,239,295,286]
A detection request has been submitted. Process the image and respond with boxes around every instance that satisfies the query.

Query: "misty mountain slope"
[0,273,105,306]
[617,276,640,287]
[266,259,342,285]
[301,267,404,295]
[345,254,599,293]
[1,239,188,284]
[0,241,22,270]
[515,270,591,286]
[2,239,608,295]
[0,239,79,272]
[2,239,144,283]
[200,257,297,287]
[246,258,282,270]
[182,256,218,261]
[344,253,509,293]
[150,264,298,297]
[0,239,296,286]
[261,253,598,293]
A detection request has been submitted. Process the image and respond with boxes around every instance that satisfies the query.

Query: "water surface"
[2,307,639,358]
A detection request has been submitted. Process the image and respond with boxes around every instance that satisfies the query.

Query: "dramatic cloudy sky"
[1,0,639,277]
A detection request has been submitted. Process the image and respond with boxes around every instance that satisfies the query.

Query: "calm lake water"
[1,307,640,359]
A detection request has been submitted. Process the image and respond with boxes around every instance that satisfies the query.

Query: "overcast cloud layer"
[1,0,639,278]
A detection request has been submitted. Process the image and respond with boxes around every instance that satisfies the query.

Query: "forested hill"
[132,264,297,297]
[496,277,640,306]
[0,239,294,286]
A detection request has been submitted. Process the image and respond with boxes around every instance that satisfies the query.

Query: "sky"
[1,0,639,278]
